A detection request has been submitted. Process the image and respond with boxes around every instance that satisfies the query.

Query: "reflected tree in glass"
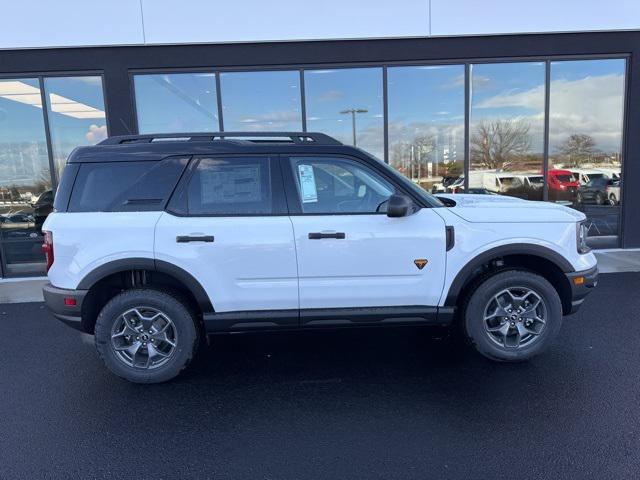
[469,62,545,200]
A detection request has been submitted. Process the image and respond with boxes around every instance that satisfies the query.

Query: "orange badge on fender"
[414,259,428,270]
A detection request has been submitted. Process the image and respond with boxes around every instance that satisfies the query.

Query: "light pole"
[340,108,368,146]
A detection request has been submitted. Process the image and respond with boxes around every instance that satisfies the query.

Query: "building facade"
[0,0,639,277]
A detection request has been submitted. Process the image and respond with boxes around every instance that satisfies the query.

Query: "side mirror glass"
[386,193,414,218]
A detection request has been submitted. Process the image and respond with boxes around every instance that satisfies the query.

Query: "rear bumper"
[42,283,89,332]
[565,265,599,314]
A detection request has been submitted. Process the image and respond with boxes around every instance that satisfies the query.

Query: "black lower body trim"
[42,283,89,332]
[566,265,598,314]
[204,306,452,333]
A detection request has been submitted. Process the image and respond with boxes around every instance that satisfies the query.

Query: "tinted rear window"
[68,157,188,212]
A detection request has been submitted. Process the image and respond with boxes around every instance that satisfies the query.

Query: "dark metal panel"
[542,60,551,202]
[464,63,470,190]
[620,56,638,248]
[382,66,389,164]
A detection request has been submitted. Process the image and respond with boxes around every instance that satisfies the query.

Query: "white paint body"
[44,193,597,313]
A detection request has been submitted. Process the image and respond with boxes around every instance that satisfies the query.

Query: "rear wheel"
[95,288,200,383]
[609,193,618,206]
[463,270,562,362]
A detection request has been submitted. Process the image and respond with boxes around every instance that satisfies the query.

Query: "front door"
[284,155,446,313]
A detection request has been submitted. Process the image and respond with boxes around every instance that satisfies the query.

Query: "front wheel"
[463,270,562,362]
[95,288,200,383]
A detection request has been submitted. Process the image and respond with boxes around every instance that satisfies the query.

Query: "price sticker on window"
[297,164,318,203]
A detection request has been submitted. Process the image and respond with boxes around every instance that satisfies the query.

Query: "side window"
[68,157,188,212]
[174,157,273,215]
[289,156,395,214]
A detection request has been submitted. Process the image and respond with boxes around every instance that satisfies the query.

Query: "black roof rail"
[99,132,342,146]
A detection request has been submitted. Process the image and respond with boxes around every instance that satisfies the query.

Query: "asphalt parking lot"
[1,273,639,480]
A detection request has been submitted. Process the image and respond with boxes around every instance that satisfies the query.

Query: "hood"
[437,194,585,223]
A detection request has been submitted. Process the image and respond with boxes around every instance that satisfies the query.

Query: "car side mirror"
[386,193,414,218]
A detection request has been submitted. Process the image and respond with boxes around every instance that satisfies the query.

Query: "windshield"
[556,175,573,182]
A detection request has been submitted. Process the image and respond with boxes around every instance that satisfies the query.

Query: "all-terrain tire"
[463,270,563,362]
[95,288,200,383]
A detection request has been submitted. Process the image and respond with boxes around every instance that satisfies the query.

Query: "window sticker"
[297,164,318,203]
[200,165,261,204]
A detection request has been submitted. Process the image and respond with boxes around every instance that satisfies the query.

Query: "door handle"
[176,235,215,243]
[308,232,346,239]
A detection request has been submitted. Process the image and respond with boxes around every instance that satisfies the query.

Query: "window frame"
[281,153,421,216]
[165,154,288,217]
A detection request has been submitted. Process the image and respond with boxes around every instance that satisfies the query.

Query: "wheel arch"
[444,244,575,315]
[77,258,214,333]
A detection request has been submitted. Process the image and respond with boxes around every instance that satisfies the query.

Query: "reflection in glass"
[220,70,301,131]
[387,65,465,193]
[44,76,107,178]
[549,59,626,246]
[469,62,545,199]
[134,73,218,134]
[0,78,51,275]
[304,68,384,159]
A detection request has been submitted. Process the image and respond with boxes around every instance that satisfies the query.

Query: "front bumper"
[42,283,89,332]
[565,265,598,314]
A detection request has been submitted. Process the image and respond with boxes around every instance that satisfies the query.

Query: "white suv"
[42,132,598,383]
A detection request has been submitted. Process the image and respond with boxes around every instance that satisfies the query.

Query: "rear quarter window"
[68,157,188,212]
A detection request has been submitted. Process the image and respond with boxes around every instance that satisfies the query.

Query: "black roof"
[68,132,347,163]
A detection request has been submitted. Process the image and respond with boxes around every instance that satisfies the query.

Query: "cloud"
[235,110,301,131]
[472,73,624,152]
[85,124,107,143]
[476,84,545,111]
[316,89,344,102]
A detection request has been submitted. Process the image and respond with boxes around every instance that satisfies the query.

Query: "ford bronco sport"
[42,132,598,383]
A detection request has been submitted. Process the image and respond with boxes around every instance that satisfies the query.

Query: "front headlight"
[576,220,591,254]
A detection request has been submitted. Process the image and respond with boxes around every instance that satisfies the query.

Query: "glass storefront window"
[0,78,51,275]
[388,65,465,193]
[469,62,546,200]
[219,70,301,131]
[44,76,107,179]
[549,59,626,247]
[134,73,219,134]
[304,68,384,160]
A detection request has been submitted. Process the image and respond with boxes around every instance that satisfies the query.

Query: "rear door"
[155,155,298,316]
[283,154,446,314]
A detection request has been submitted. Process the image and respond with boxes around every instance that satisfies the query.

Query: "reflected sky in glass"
[44,76,107,177]
[135,73,218,134]
[0,78,50,192]
[220,70,301,131]
[470,62,545,154]
[549,59,625,155]
[387,65,465,187]
[304,68,383,159]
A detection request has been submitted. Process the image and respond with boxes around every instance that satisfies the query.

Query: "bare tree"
[470,118,532,170]
[557,133,597,167]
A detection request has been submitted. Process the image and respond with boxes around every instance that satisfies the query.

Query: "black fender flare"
[76,257,214,313]
[444,243,575,306]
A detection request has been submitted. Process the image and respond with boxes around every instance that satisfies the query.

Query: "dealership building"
[0,0,639,278]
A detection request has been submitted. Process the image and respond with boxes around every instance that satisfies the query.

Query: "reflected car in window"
[576,178,619,205]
